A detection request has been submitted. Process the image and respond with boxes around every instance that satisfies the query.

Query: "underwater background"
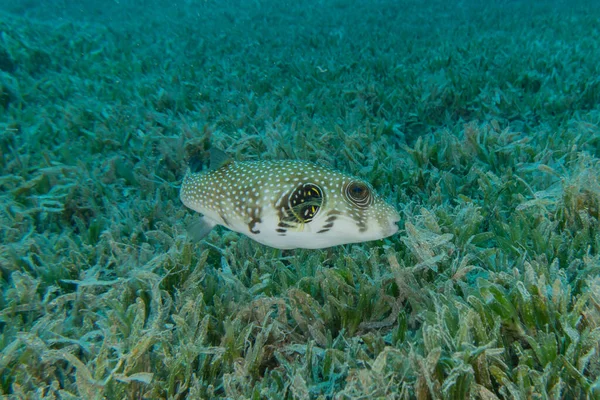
[1,0,600,398]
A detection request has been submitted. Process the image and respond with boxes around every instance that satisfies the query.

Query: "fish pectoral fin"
[186,216,217,243]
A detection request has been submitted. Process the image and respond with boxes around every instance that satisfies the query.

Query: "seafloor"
[1,0,599,398]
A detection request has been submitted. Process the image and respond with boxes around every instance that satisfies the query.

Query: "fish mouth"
[387,221,400,236]
[386,213,401,236]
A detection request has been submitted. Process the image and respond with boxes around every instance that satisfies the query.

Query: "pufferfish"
[179,149,400,249]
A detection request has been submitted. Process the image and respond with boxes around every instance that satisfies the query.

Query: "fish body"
[180,150,400,249]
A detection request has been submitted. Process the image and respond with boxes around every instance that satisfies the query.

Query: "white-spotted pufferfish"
[180,149,400,249]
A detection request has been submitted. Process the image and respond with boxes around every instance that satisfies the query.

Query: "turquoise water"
[0,1,599,398]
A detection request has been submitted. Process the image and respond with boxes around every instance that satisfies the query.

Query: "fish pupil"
[348,182,368,199]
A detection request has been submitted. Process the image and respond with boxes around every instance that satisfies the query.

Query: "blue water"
[1,0,599,398]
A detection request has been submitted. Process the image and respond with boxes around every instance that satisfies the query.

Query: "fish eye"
[346,181,372,207]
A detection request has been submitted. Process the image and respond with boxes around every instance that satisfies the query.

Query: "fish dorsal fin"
[209,148,232,170]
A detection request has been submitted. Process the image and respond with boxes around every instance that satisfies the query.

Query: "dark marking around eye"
[248,207,262,234]
[278,220,295,228]
[249,219,261,234]
[279,183,324,225]
[357,219,367,233]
